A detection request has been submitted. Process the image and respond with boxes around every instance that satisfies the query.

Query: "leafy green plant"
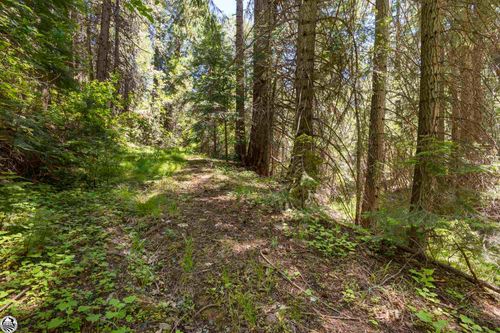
[445,288,464,301]
[411,268,436,288]
[414,309,450,333]
[459,314,496,333]
[128,243,154,287]
[342,287,356,304]
[305,221,357,257]
[411,268,439,303]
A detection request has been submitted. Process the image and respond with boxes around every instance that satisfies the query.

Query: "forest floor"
[1,148,499,333]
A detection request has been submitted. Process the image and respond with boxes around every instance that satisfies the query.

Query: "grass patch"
[182,237,195,273]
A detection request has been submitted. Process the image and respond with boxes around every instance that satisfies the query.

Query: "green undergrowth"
[209,163,497,332]
[373,192,499,285]
[408,268,497,333]
[2,155,497,332]
[207,263,306,332]
[216,165,288,212]
[284,208,498,332]
[294,210,358,257]
[0,146,186,332]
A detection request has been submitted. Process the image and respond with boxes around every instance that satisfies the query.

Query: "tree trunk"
[123,74,130,112]
[450,1,488,187]
[224,119,229,160]
[86,6,95,81]
[71,9,86,83]
[96,0,112,81]
[113,0,120,72]
[470,2,485,147]
[111,0,121,113]
[212,118,218,157]
[395,0,402,75]
[436,42,445,141]
[246,0,274,176]
[234,0,246,161]
[360,0,390,228]
[408,0,441,250]
[288,0,318,207]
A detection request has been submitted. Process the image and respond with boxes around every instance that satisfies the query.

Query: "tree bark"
[347,0,363,225]
[212,118,218,157]
[408,0,441,249]
[470,1,485,147]
[234,0,246,161]
[288,0,318,207]
[246,0,275,176]
[360,0,390,227]
[436,42,445,142]
[86,6,95,81]
[224,118,229,160]
[113,0,120,72]
[96,0,112,81]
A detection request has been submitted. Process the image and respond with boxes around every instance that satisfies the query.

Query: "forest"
[0,0,498,332]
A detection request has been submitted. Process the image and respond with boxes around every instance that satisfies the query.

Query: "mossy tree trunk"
[288,0,319,208]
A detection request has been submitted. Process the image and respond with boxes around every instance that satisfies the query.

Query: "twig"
[0,287,30,313]
[454,242,480,286]
[260,250,308,294]
[377,255,418,287]
[311,307,361,321]
[396,243,500,294]
[170,303,218,333]
[259,250,358,320]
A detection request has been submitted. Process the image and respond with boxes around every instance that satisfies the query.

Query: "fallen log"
[318,214,500,295]
[395,243,500,294]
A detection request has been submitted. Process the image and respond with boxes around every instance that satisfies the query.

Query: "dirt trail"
[137,157,498,333]
[144,157,285,331]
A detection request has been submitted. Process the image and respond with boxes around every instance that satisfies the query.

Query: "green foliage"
[232,183,288,212]
[410,306,496,333]
[188,13,235,156]
[219,164,287,211]
[234,290,258,328]
[341,285,357,304]
[128,232,154,286]
[410,268,439,303]
[304,220,357,257]
[459,314,496,333]
[413,309,450,333]
[405,139,455,178]
[0,0,124,184]
[125,0,155,22]
[0,148,184,331]
[210,268,262,330]
[135,194,170,217]
[374,198,498,284]
[411,268,436,288]
[2,78,121,185]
